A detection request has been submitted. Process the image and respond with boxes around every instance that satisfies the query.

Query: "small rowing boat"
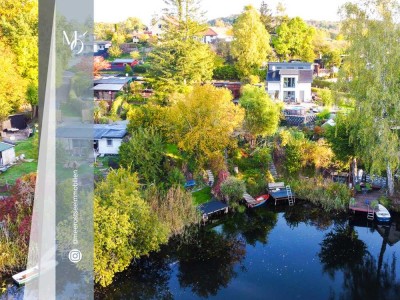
[12,266,39,285]
[375,204,391,222]
[250,194,270,208]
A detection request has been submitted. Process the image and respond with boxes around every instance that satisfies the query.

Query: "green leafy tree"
[0,0,38,86]
[220,177,246,207]
[273,17,315,62]
[167,84,244,168]
[240,85,280,144]
[231,5,272,78]
[119,127,165,184]
[324,113,356,164]
[130,50,140,59]
[323,49,342,69]
[148,0,216,100]
[94,169,168,287]
[339,0,400,195]
[108,45,122,57]
[259,1,275,33]
[0,41,26,121]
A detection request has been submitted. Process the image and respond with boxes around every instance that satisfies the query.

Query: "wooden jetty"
[243,192,258,207]
[198,200,229,222]
[349,190,386,221]
[268,182,295,206]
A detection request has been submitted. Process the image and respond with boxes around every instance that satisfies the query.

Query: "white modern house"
[266,62,313,103]
[57,121,128,156]
[0,142,16,166]
[93,122,127,155]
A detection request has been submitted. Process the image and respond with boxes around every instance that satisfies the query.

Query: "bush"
[220,177,246,208]
[290,177,351,212]
[284,144,302,175]
[107,156,120,169]
[312,79,333,89]
[133,65,147,74]
[316,108,331,121]
[242,169,267,196]
[167,167,186,187]
[213,65,239,80]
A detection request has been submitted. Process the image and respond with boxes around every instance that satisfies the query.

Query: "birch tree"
[339,0,400,195]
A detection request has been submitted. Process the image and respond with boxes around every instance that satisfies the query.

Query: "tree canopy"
[239,85,281,138]
[273,17,315,62]
[119,127,165,185]
[167,84,244,167]
[148,0,216,100]
[231,5,272,78]
[338,0,400,195]
[94,169,168,287]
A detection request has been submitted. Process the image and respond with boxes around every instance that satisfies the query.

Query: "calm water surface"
[96,202,400,300]
[2,202,400,299]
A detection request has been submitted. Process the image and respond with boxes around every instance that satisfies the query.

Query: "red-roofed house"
[202,28,218,44]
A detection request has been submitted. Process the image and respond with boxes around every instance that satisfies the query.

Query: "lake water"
[2,202,400,299]
[96,202,400,300]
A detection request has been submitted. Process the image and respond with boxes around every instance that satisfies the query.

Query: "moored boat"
[250,194,270,208]
[12,266,39,285]
[375,204,391,222]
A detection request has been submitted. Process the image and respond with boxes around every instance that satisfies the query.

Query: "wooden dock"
[349,190,385,220]
[268,182,295,206]
[198,200,229,222]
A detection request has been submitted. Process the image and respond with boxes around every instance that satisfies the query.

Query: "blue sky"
[94,0,350,24]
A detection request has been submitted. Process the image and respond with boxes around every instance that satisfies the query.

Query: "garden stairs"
[206,170,214,186]
[269,162,278,179]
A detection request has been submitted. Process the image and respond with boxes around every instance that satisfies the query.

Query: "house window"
[107,139,113,147]
[284,77,296,88]
[283,91,296,101]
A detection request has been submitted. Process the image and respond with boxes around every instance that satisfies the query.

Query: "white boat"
[12,266,39,285]
[375,204,391,222]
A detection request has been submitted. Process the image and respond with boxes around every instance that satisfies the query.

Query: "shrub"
[220,177,246,208]
[242,169,267,196]
[133,65,147,74]
[284,144,302,175]
[316,108,331,121]
[167,167,186,187]
[213,65,239,80]
[312,79,333,89]
[290,177,351,212]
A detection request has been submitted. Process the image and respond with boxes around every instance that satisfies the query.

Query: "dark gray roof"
[266,69,313,83]
[57,123,127,140]
[268,62,312,70]
[0,142,15,152]
[94,77,132,86]
[92,84,124,91]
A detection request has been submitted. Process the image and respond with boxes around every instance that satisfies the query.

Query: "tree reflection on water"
[176,227,246,298]
[95,249,174,300]
[221,208,278,246]
[319,223,400,300]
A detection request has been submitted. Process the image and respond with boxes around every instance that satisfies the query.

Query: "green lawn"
[15,137,37,159]
[192,187,212,206]
[0,162,37,186]
[0,137,38,185]
[165,144,183,160]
